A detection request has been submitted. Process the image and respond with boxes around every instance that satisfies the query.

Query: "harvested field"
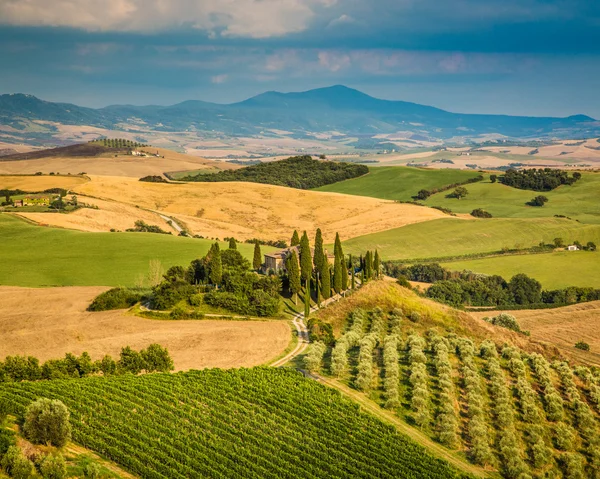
[17,195,178,234]
[0,147,237,178]
[72,175,449,242]
[0,286,290,371]
[0,174,88,191]
[470,302,600,365]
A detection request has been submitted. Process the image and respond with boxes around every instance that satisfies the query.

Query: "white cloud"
[211,74,228,84]
[0,0,335,38]
[326,14,355,28]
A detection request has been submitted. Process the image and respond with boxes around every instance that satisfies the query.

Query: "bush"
[575,341,590,351]
[471,208,492,218]
[484,313,523,333]
[117,347,144,374]
[141,344,174,373]
[396,275,412,288]
[88,288,142,311]
[528,195,548,207]
[23,399,71,447]
[126,220,170,234]
[40,453,67,479]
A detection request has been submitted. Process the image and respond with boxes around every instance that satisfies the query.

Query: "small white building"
[567,245,579,251]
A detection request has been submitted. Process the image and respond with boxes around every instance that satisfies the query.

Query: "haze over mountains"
[1,85,598,141]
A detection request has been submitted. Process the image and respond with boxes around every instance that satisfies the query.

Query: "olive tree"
[23,398,71,447]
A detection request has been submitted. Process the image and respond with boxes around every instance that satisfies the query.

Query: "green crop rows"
[0,368,467,479]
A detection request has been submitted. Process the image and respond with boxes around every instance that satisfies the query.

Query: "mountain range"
[1,85,598,140]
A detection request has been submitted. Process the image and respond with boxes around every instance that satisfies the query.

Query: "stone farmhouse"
[263,246,335,274]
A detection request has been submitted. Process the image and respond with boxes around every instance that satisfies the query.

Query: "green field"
[314,166,481,201]
[341,217,600,261]
[0,214,271,287]
[424,172,600,224]
[0,368,467,479]
[442,251,600,289]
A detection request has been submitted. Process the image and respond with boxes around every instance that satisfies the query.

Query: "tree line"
[181,155,369,189]
[92,138,148,149]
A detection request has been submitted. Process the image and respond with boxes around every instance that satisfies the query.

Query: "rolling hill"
[1,86,598,139]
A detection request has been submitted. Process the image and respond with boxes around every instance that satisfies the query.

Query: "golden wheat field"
[71,175,450,242]
[0,174,88,191]
[0,286,290,371]
[470,302,600,365]
[0,147,237,178]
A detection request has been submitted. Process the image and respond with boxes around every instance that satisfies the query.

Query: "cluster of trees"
[303,341,327,373]
[456,339,494,466]
[529,354,565,422]
[471,208,492,218]
[126,220,171,234]
[407,334,431,428]
[183,155,369,189]
[482,313,525,334]
[414,175,483,200]
[355,309,385,392]
[528,195,548,207]
[0,345,173,383]
[94,138,147,149]
[1,399,71,479]
[431,336,459,448]
[88,287,144,311]
[554,237,597,251]
[139,175,168,183]
[152,243,281,317]
[499,168,581,191]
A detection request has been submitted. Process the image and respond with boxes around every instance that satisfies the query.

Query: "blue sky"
[1,0,599,118]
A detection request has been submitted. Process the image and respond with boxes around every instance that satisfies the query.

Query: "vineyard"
[0,368,468,479]
[304,307,600,479]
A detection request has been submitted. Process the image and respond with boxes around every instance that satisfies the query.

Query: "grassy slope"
[0,214,271,287]
[424,172,600,224]
[442,251,600,289]
[314,166,481,201]
[341,217,600,261]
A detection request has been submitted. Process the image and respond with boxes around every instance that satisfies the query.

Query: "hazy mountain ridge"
[1,86,598,140]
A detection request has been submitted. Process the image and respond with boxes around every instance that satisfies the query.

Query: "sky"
[0,0,599,118]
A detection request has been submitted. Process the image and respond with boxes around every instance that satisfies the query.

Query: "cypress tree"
[304,277,311,319]
[208,242,222,286]
[316,272,321,308]
[364,251,372,280]
[291,230,300,247]
[334,232,342,258]
[286,250,301,305]
[321,263,331,300]
[333,253,343,293]
[228,238,237,250]
[253,242,262,271]
[349,254,355,289]
[299,231,312,285]
[313,228,325,272]
[374,250,381,279]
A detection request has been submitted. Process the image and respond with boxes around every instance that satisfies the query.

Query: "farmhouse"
[567,245,580,251]
[12,195,52,207]
[263,246,335,273]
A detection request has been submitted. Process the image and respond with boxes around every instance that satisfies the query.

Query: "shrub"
[169,304,188,319]
[88,288,142,311]
[23,399,72,447]
[471,208,492,218]
[40,453,67,479]
[575,341,590,351]
[141,344,174,373]
[396,275,412,288]
[117,347,145,374]
[528,195,548,207]
[484,313,523,333]
[408,311,421,323]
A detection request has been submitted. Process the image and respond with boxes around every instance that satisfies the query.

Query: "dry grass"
[0,147,237,178]
[0,286,290,371]
[71,176,448,242]
[470,302,600,365]
[0,174,88,191]
[17,195,178,233]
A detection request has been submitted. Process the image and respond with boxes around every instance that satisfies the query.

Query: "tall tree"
[321,263,331,300]
[364,251,372,281]
[349,254,355,289]
[299,231,312,285]
[228,238,237,250]
[208,242,222,286]
[374,250,381,279]
[333,253,343,293]
[313,228,325,272]
[286,250,301,305]
[290,230,300,247]
[304,277,311,319]
[334,232,343,258]
[316,272,321,308]
[253,242,262,271]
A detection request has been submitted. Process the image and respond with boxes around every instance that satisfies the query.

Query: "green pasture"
[442,251,600,289]
[0,214,272,287]
[314,166,481,201]
[340,217,600,261]
[424,171,600,224]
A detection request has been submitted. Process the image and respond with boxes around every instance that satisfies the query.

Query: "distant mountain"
[1,86,598,140]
